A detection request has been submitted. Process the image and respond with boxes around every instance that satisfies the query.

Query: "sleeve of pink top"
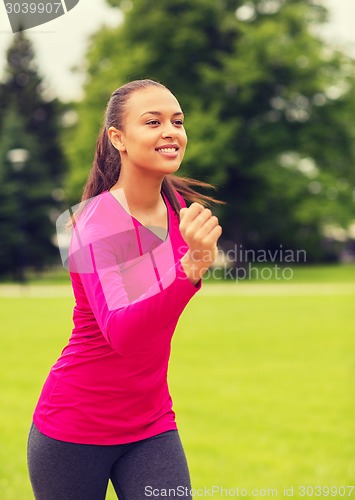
[71,193,201,356]
[77,255,200,356]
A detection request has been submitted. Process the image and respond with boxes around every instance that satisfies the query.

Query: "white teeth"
[157,148,177,153]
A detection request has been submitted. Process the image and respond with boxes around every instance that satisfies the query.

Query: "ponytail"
[82,123,121,201]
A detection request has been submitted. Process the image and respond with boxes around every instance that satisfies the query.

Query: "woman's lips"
[155,146,179,158]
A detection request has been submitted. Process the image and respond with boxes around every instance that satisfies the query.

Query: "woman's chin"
[153,162,182,176]
[166,163,181,174]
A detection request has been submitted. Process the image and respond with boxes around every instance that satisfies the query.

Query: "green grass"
[0,269,354,499]
[171,293,355,495]
[250,263,355,284]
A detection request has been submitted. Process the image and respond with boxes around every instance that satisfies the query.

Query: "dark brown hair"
[82,79,223,215]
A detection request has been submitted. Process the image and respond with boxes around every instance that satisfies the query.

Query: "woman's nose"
[161,123,176,138]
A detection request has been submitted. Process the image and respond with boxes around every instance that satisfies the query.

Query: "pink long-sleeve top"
[33,189,201,445]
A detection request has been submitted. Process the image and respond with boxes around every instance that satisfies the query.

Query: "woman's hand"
[179,202,222,285]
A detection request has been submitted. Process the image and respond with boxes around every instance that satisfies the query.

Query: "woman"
[27,79,222,499]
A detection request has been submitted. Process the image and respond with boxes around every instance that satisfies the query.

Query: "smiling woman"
[27,79,224,500]
[83,79,222,216]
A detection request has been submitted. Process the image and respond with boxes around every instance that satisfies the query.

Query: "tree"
[0,31,68,278]
[66,0,355,262]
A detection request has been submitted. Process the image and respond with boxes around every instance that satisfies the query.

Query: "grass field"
[0,265,354,499]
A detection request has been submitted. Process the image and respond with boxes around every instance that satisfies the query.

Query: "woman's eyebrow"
[140,111,184,117]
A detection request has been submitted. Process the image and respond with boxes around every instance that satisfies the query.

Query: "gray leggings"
[27,423,192,500]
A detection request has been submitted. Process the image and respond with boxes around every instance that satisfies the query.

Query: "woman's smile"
[155,143,180,158]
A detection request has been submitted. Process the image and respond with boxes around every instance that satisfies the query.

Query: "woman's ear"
[108,126,126,152]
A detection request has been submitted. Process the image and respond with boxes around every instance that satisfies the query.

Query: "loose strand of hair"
[162,175,226,219]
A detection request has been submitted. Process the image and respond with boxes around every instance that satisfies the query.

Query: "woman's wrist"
[181,251,210,285]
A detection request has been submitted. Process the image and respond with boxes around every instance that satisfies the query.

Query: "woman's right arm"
[72,228,201,357]
[71,201,221,357]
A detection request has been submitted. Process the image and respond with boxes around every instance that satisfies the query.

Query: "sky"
[0,0,355,102]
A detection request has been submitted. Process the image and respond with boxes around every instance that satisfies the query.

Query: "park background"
[0,0,354,498]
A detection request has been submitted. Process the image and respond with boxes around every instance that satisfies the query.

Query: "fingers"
[180,203,217,234]
[180,202,204,224]
[179,207,188,221]
[196,214,219,236]
[195,208,213,227]
[179,202,222,281]
[179,203,208,231]
[179,202,222,247]
[195,220,222,251]
[203,223,223,246]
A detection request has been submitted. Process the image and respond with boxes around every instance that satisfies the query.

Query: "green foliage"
[0,32,68,278]
[65,0,355,260]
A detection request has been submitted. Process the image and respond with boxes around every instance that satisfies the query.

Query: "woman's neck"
[110,169,165,214]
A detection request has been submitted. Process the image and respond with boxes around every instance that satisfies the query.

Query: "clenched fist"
[179,202,222,285]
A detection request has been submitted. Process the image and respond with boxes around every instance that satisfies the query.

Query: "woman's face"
[110,86,187,177]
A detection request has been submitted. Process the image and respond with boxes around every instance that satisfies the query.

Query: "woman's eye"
[146,119,184,126]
